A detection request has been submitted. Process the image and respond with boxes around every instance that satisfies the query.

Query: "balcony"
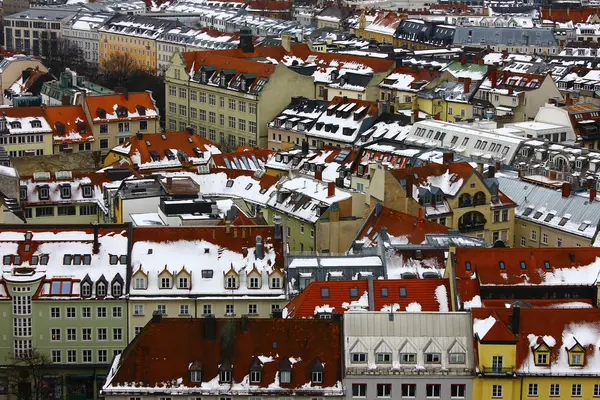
[458,223,486,233]
[480,366,515,376]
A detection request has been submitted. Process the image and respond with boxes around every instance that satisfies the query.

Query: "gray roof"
[453,27,558,47]
[5,8,75,20]
[496,172,600,239]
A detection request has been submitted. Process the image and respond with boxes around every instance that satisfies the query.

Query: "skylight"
[499,261,505,270]
[544,213,555,222]
[533,211,543,219]
[558,217,569,226]
[522,207,534,217]
[578,222,590,231]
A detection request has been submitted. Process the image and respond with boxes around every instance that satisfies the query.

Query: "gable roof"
[453,247,600,286]
[42,105,94,144]
[105,318,343,394]
[284,278,451,318]
[392,161,476,199]
[111,131,221,170]
[85,92,159,122]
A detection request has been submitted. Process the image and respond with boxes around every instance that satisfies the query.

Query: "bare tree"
[43,39,90,76]
[100,53,138,86]
[6,350,54,400]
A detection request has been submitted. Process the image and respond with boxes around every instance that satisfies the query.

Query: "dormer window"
[536,352,549,365]
[134,276,147,289]
[81,282,91,297]
[279,358,292,383]
[20,186,27,200]
[38,186,49,200]
[189,361,202,383]
[249,276,260,289]
[310,357,324,384]
[30,120,42,128]
[226,276,237,289]
[570,353,583,366]
[82,185,93,198]
[60,185,71,199]
[270,277,281,289]
[311,371,323,384]
[219,366,232,383]
[112,282,122,297]
[178,276,189,289]
[160,277,171,289]
[96,283,106,297]
[249,370,261,383]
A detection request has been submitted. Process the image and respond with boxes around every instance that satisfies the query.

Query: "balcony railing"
[458,223,485,233]
[480,366,515,375]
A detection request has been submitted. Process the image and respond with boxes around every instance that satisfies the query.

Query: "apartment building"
[82,91,160,151]
[453,27,559,55]
[371,161,517,246]
[0,225,130,400]
[127,226,287,340]
[3,9,75,57]
[344,312,474,400]
[98,14,176,71]
[40,69,113,106]
[0,55,47,106]
[472,307,600,400]
[19,170,107,223]
[102,318,344,400]
[0,107,53,157]
[378,65,439,112]
[62,11,115,66]
[166,31,314,148]
[43,104,96,154]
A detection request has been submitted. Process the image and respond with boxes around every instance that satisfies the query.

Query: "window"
[550,383,560,397]
[81,307,91,318]
[51,350,61,363]
[98,349,108,363]
[536,352,548,365]
[180,304,189,315]
[178,277,189,289]
[67,350,77,363]
[425,353,441,363]
[572,384,582,397]
[492,384,503,398]
[225,276,237,289]
[160,277,171,289]
[203,304,212,315]
[133,304,144,316]
[376,353,391,363]
[51,328,61,341]
[400,353,416,363]
[426,384,440,398]
[219,369,231,383]
[531,230,537,241]
[594,384,600,397]
[377,384,391,398]
[557,238,562,247]
[249,370,261,383]
[352,353,367,363]
[51,307,60,319]
[399,287,407,297]
[249,277,260,288]
[451,384,466,398]
[82,349,92,363]
[82,328,91,341]
[571,353,583,366]
[97,328,107,341]
[100,124,108,133]
[225,304,234,316]
[352,383,367,398]
[248,304,257,314]
[113,328,122,341]
[157,304,167,315]
[321,288,330,298]
[97,283,106,297]
[402,384,416,398]
[97,307,107,318]
[311,371,323,383]
[449,353,466,364]
[112,306,122,318]
[271,277,281,289]
[542,233,548,244]
[67,328,76,341]
[134,277,146,289]
[527,383,538,397]
[66,307,76,319]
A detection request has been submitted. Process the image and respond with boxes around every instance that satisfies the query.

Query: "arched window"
[473,191,486,205]
[96,283,106,297]
[459,193,472,207]
[112,282,122,297]
[81,282,91,297]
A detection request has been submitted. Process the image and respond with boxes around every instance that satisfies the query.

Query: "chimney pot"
[562,182,572,198]
[590,188,597,202]
[327,181,335,198]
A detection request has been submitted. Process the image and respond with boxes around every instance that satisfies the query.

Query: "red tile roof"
[284,278,450,318]
[85,92,159,123]
[42,105,94,144]
[1,106,44,118]
[365,11,402,33]
[113,131,218,170]
[356,205,448,246]
[453,247,600,285]
[108,318,342,392]
[247,0,291,11]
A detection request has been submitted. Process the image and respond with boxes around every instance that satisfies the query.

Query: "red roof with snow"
[284,278,451,318]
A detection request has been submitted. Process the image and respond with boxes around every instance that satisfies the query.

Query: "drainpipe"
[449,246,460,311]
[367,275,375,311]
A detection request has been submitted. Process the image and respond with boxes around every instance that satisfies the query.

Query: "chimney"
[61,95,70,106]
[204,315,216,339]
[405,174,414,197]
[433,114,441,120]
[255,235,264,259]
[511,306,520,335]
[488,65,497,88]
[281,32,291,52]
[443,152,454,164]
[238,27,254,54]
[508,88,514,95]
[562,182,572,198]
[151,310,162,323]
[92,222,99,254]
[591,188,597,202]
[274,215,282,239]
[241,315,249,332]
[366,275,375,311]
[487,165,496,178]
[565,96,573,105]
[315,170,322,181]
[301,140,309,154]
[411,108,418,124]
[327,181,335,198]
[463,77,472,94]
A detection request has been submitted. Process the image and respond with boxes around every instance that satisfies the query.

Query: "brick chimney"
[443,152,454,164]
[315,170,322,181]
[591,188,597,202]
[488,65,497,89]
[327,181,335,198]
[562,182,572,198]
[463,77,472,93]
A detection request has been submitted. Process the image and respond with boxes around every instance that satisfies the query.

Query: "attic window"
[109,255,118,265]
[399,287,407,297]
[465,261,472,271]
[520,261,527,270]
[558,217,569,226]
[63,255,72,265]
[349,287,359,298]
[570,352,584,366]
[320,287,330,298]
[533,211,543,219]
[522,207,534,217]
[245,183,253,190]
[226,180,234,188]
[544,261,551,269]
[82,185,93,198]
[544,213,555,222]
[2,255,10,265]
[578,222,590,231]
[30,120,42,128]
[202,269,213,278]
[146,141,151,146]
[499,261,505,270]
[311,371,323,384]
[219,369,231,383]
[41,255,49,265]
